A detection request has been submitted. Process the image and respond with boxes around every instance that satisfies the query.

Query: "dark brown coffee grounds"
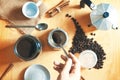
[65,14,106,69]
[52,32,62,44]
[52,31,66,45]
[17,38,36,58]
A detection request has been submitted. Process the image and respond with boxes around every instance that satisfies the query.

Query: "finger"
[70,65,80,73]
[54,61,61,66]
[61,55,67,61]
[68,53,79,64]
[53,66,63,73]
[62,58,72,74]
[68,53,80,73]
[54,61,64,68]
[53,61,64,73]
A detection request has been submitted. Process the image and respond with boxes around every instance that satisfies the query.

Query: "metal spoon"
[35,23,48,30]
[6,23,48,31]
[52,31,69,58]
[52,32,85,80]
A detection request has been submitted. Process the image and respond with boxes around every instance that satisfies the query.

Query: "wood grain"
[0,0,120,80]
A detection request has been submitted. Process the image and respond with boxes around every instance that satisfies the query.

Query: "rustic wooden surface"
[0,0,120,80]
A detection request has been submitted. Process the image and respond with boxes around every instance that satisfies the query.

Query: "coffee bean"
[90,33,93,35]
[65,14,69,17]
[80,0,85,8]
[66,14,106,69]
[88,24,92,27]
[90,33,96,36]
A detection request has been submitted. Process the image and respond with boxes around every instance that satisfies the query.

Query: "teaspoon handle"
[59,44,69,58]
[6,25,35,28]
[60,44,85,80]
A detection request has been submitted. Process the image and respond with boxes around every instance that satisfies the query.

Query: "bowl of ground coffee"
[14,35,42,61]
[48,28,68,49]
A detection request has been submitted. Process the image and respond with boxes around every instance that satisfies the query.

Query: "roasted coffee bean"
[65,14,69,17]
[80,0,85,8]
[66,14,106,69]
[90,33,93,35]
[102,57,106,60]
[90,33,96,36]
[71,17,76,21]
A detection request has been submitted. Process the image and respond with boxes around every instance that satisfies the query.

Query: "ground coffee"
[52,31,66,46]
[14,35,41,60]
[17,38,36,59]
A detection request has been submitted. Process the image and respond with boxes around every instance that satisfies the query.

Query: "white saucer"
[79,50,98,68]
[24,64,50,80]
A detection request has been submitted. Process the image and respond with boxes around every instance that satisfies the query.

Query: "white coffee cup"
[22,1,42,18]
[79,50,98,68]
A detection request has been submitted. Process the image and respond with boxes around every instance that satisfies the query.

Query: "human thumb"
[62,58,72,74]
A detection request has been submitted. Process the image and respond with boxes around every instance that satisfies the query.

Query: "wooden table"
[0,0,120,80]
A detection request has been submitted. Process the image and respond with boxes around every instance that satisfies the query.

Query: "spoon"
[6,23,48,31]
[52,32,86,80]
[52,31,68,58]
[52,32,85,80]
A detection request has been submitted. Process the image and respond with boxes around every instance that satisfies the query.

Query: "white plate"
[79,50,98,68]
[24,64,50,80]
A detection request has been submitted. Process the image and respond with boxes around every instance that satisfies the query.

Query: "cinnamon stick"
[0,64,14,80]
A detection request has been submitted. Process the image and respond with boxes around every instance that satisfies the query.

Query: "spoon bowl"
[35,23,48,30]
[52,31,68,57]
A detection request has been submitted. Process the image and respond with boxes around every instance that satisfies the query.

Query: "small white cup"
[22,1,42,18]
[79,50,98,68]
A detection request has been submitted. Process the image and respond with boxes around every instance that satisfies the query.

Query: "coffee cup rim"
[14,35,42,61]
[48,28,69,49]
[22,1,39,18]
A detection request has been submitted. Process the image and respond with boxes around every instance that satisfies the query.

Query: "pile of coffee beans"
[65,14,106,69]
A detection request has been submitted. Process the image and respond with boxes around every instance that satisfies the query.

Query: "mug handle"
[36,0,43,7]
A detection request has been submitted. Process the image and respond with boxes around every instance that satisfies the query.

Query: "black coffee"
[16,37,37,59]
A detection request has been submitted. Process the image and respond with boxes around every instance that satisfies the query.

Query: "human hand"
[53,53,81,80]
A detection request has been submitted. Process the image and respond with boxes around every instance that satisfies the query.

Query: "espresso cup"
[14,35,42,61]
[22,1,42,18]
[79,50,98,68]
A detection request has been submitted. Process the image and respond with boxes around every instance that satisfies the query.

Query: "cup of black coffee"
[14,35,42,61]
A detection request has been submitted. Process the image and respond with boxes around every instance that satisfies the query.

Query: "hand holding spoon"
[52,32,85,80]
